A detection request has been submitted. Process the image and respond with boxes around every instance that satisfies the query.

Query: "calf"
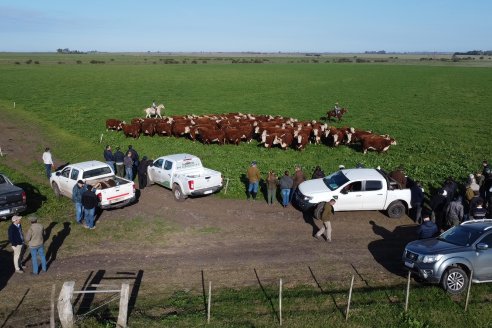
[106,119,124,131]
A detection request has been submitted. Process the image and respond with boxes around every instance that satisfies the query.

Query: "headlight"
[422,255,443,263]
[303,195,313,201]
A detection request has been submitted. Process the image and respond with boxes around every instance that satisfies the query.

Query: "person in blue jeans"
[279,171,293,208]
[124,152,134,181]
[71,180,86,224]
[81,185,98,229]
[25,215,47,275]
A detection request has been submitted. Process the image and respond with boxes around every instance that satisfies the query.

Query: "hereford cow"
[275,132,294,150]
[121,123,141,139]
[155,122,172,136]
[141,121,156,136]
[106,119,124,131]
[360,135,396,154]
[197,127,225,145]
[171,123,191,138]
[294,132,310,150]
[224,127,243,145]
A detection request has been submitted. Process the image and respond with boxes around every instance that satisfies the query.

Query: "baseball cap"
[11,215,22,222]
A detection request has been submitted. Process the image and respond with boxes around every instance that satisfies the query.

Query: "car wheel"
[442,267,468,295]
[52,183,61,197]
[172,184,186,202]
[387,201,405,218]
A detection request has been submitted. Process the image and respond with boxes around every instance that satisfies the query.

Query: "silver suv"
[403,219,492,294]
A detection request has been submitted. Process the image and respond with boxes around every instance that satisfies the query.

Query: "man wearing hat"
[72,180,87,224]
[25,214,47,275]
[8,215,25,273]
[246,161,261,200]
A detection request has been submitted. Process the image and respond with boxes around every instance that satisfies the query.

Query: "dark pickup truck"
[0,173,27,220]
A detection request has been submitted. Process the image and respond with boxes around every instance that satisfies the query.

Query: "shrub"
[89,60,105,64]
[76,60,82,64]
[14,61,20,65]
[25,59,32,64]
[191,60,198,64]
[34,61,40,64]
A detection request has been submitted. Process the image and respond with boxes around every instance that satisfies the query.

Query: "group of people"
[71,180,98,229]
[414,160,492,238]
[103,144,152,189]
[8,214,47,275]
[247,162,318,207]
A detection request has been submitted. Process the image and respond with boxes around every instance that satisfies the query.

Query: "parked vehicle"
[49,161,135,209]
[0,173,27,220]
[294,168,412,218]
[147,153,222,201]
[404,219,492,294]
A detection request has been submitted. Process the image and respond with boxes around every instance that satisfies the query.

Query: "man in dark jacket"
[81,185,98,229]
[410,181,424,223]
[103,145,115,173]
[8,215,25,273]
[71,180,86,224]
[128,145,139,176]
[137,156,150,190]
[430,188,448,231]
[114,147,125,178]
[417,212,438,239]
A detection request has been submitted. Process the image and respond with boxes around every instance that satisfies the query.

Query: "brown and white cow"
[121,123,141,139]
[360,135,396,154]
[105,119,124,131]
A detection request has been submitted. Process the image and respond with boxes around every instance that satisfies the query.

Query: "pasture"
[0,53,490,197]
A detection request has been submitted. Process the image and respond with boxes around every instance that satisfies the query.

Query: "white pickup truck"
[147,153,222,201]
[50,161,136,209]
[294,168,412,218]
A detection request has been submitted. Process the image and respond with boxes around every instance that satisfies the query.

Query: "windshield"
[438,226,484,247]
[322,171,349,191]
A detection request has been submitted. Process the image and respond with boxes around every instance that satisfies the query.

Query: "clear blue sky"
[1,0,490,53]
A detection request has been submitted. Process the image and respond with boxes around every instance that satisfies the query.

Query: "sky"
[0,0,491,53]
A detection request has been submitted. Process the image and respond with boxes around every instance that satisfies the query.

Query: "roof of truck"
[155,154,199,162]
[66,161,109,170]
[340,168,384,181]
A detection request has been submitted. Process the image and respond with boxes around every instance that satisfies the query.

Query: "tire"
[172,184,186,202]
[314,202,326,220]
[52,183,61,198]
[441,267,468,295]
[387,201,405,218]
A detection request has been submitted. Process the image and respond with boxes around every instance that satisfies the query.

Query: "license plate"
[404,261,414,268]
[0,209,10,215]
[204,190,212,195]
[110,197,123,204]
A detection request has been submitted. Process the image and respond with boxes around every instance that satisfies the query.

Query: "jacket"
[82,190,98,209]
[72,184,87,203]
[417,221,438,239]
[266,174,278,190]
[25,223,44,248]
[279,175,293,189]
[410,185,424,205]
[114,150,125,163]
[103,149,114,162]
[247,166,260,183]
[8,223,24,246]
[445,200,463,222]
[292,170,306,189]
[321,203,335,222]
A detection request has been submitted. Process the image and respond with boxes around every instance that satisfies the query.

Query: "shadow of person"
[46,222,71,268]
[368,220,417,277]
[0,240,14,292]
[239,173,249,198]
[301,208,319,237]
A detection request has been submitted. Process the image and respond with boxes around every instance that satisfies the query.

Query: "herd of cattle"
[105,113,396,153]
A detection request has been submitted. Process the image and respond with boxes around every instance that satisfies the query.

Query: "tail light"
[133,184,136,193]
[21,191,26,204]
[188,180,195,190]
[97,193,102,202]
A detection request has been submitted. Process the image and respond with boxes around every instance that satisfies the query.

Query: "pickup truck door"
[334,181,364,211]
[58,167,72,196]
[66,168,80,198]
[149,159,174,188]
[149,159,165,184]
[362,180,387,210]
[472,234,492,280]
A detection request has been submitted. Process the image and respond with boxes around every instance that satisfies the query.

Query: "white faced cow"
[144,104,165,118]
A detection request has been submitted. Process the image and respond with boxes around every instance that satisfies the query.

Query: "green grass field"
[0,53,490,197]
[1,53,492,327]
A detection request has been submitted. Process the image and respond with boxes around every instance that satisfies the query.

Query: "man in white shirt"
[42,147,54,179]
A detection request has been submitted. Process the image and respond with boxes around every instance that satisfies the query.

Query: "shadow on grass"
[254,268,280,323]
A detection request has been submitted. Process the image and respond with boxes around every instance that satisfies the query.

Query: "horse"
[144,104,165,118]
[326,108,348,122]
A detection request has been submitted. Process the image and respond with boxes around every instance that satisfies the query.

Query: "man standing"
[315,199,336,242]
[103,145,115,173]
[7,215,25,273]
[42,147,54,179]
[124,152,134,181]
[291,165,307,202]
[128,145,139,175]
[72,180,86,224]
[114,147,125,178]
[410,181,424,223]
[417,212,439,239]
[137,156,150,190]
[279,171,293,207]
[82,185,98,229]
[246,161,261,200]
[25,215,47,275]
[445,196,464,228]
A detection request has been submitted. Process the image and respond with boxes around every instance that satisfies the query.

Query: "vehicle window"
[0,175,6,184]
[164,160,173,170]
[153,159,164,169]
[82,167,113,179]
[323,171,349,191]
[438,226,484,247]
[343,181,362,192]
[61,167,71,178]
[70,168,79,181]
[365,180,383,191]
[478,233,492,247]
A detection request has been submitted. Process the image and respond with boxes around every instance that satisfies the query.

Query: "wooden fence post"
[50,284,56,328]
[345,275,355,322]
[279,278,283,326]
[207,281,212,324]
[405,270,411,312]
[117,283,130,328]
[58,281,75,328]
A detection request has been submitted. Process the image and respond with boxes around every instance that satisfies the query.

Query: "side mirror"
[340,189,348,195]
[56,172,61,176]
[477,243,489,251]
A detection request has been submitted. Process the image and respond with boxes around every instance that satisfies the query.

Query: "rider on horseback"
[152,100,157,110]
[333,102,341,116]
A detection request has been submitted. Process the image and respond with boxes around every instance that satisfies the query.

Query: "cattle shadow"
[368,220,417,277]
[0,239,14,292]
[46,222,71,269]
[15,182,47,215]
